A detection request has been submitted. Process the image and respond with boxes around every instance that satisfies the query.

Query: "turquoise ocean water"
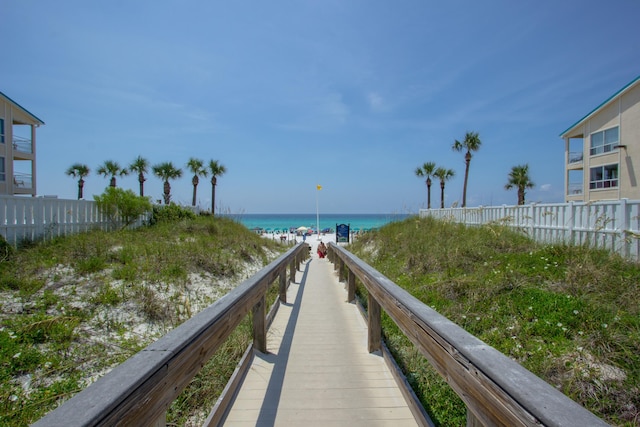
[225,213,412,232]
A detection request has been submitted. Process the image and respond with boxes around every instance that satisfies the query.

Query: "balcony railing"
[13,173,33,189]
[568,151,583,164]
[12,135,33,154]
[568,183,583,195]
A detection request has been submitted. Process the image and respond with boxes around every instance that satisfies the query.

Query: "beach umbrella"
[296,226,308,231]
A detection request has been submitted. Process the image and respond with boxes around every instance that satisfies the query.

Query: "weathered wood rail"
[32,243,309,427]
[326,242,609,427]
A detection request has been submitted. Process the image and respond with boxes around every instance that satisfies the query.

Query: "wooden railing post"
[252,294,267,353]
[347,269,356,303]
[368,293,381,353]
[338,258,345,282]
[279,269,287,303]
[289,260,296,284]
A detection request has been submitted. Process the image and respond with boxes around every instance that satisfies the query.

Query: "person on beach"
[317,241,327,258]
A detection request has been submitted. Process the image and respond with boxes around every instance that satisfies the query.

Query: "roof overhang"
[0,90,45,126]
[559,74,640,139]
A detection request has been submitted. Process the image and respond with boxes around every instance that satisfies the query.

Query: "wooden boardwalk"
[222,251,418,426]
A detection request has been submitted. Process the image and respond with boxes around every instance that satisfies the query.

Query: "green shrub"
[94,187,152,229]
[76,256,107,274]
[91,285,122,306]
[149,204,196,224]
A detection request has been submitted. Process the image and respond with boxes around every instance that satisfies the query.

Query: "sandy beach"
[260,230,338,257]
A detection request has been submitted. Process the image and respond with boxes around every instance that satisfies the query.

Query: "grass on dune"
[348,215,640,427]
[0,212,288,426]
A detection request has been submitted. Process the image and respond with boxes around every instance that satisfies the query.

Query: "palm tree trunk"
[427,178,432,209]
[78,179,84,200]
[163,181,171,204]
[462,152,471,207]
[110,176,116,188]
[518,188,525,205]
[192,176,199,207]
[138,173,145,197]
[211,177,217,216]
[440,182,445,209]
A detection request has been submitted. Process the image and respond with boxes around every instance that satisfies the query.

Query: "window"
[0,157,5,182]
[590,164,618,189]
[0,118,4,143]
[590,126,619,155]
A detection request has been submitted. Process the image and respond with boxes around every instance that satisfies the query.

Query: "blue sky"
[2,1,640,214]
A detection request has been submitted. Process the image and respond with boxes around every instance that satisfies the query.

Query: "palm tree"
[415,162,437,209]
[65,163,90,200]
[128,156,149,197]
[505,164,534,205]
[97,160,128,188]
[152,162,183,204]
[452,131,482,208]
[186,158,207,207]
[433,167,455,209]
[207,160,227,215]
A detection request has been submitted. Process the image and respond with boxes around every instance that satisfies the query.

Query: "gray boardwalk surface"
[222,251,418,426]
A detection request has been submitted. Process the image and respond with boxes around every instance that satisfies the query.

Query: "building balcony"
[568,183,583,196]
[13,135,33,160]
[568,151,583,164]
[13,173,33,190]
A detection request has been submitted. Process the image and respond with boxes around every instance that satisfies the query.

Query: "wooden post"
[347,269,356,303]
[289,260,296,284]
[279,269,287,304]
[338,258,345,282]
[368,293,381,353]
[252,294,267,353]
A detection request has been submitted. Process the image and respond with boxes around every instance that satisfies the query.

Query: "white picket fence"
[0,196,137,246]
[420,199,640,261]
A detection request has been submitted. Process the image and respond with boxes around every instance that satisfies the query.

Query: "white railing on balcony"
[568,151,583,164]
[12,135,33,154]
[568,183,583,196]
[421,199,640,261]
[13,173,32,189]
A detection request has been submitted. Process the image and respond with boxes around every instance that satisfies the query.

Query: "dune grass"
[347,215,640,427]
[0,212,287,426]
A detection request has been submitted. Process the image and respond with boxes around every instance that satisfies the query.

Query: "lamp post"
[316,184,322,240]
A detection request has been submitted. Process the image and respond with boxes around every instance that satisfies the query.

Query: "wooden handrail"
[327,243,609,427]
[32,243,309,427]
